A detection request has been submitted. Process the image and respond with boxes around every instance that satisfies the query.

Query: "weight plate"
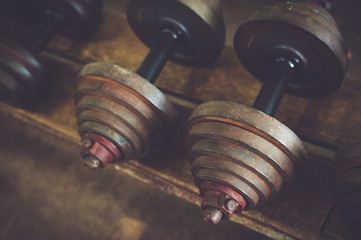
[127,0,225,66]
[32,0,103,39]
[187,100,307,209]
[234,1,347,97]
[0,37,47,107]
[74,62,177,161]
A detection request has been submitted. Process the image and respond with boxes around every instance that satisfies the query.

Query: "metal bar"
[253,58,295,116]
[136,29,180,84]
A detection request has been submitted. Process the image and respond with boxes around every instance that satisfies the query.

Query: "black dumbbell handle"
[136,29,181,84]
[252,57,296,116]
[24,8,64,54]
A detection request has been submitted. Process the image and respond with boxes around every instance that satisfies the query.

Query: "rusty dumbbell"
[0,0,102,107]
[187,0,348,224]
[331,144,361,239]
[74,0,225,169]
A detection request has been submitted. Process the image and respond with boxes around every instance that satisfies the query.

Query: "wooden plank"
[0,118,275,240]
[44,11,361,150]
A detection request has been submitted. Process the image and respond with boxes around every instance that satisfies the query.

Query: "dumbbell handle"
[253,58,296,116]
[136,29,181,84]
[24,9,64,54]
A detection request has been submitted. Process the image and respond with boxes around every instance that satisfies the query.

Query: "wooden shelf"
[1,6,360,240]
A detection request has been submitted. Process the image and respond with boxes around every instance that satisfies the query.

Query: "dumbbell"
[74,0,225,169]
[0,0,102,107]
[187,0,348,224]
[331,144,361,239]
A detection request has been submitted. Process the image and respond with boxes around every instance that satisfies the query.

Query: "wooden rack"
[1,4,360,239]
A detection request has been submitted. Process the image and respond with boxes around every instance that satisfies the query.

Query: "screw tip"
[81,137,93,149]
[84,156,101,170]
[203,207,223,224]
[225,199,238,211]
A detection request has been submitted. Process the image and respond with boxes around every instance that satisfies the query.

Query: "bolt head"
[203,207,223,224]
[84,156,101,170]
[224,199,238,211]
[81,138,93,149]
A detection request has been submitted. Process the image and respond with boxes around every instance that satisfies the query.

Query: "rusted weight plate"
[29,0,103,39]
[0,36,47,107]
[127,0,225,66]
[332,143,361,239]
[234,0,348,97]
[187,100,307,210]
[74,62,177,166]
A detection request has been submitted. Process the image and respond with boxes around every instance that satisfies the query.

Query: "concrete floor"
[0,117,270,240]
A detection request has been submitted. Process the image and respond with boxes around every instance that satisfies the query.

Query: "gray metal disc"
[234,1,348,97]
[0,36,47,107]
[31,0,103,39]
[127,0,225,66]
